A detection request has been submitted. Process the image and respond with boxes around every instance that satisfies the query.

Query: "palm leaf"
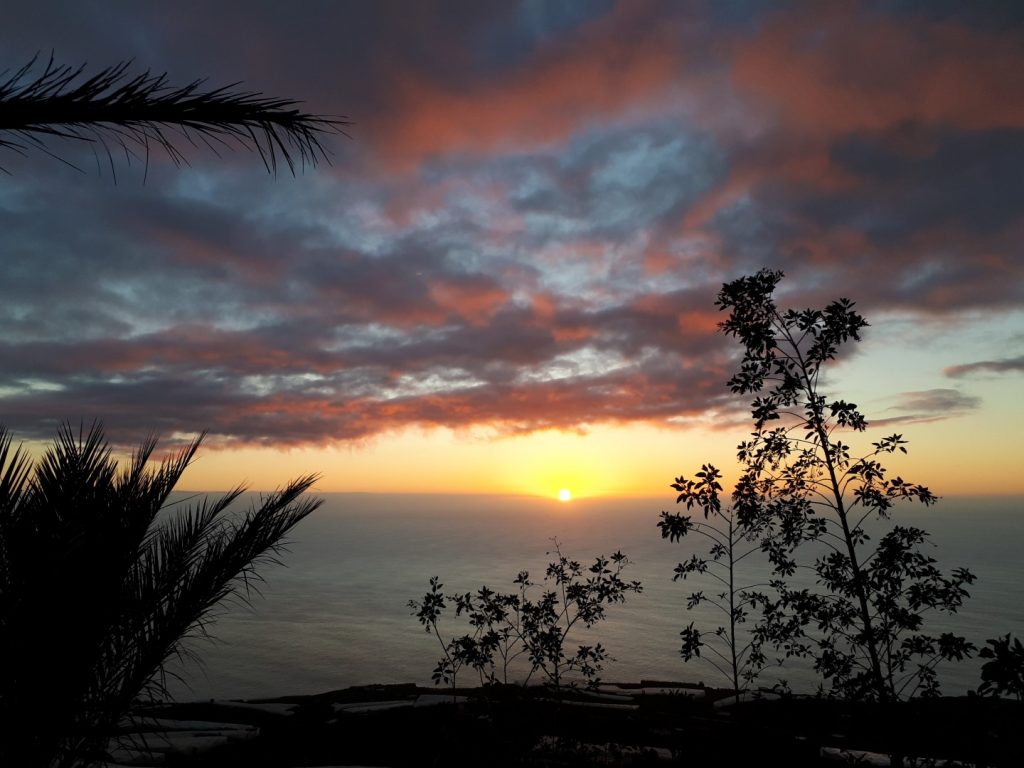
[0,53,350,174]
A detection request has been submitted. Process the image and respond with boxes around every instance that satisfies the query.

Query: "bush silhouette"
[411,542,642,692]
[0,423,321,768]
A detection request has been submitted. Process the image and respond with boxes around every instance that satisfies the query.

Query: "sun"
[557,488,572,502]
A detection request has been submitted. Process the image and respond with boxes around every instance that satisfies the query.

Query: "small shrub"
[410,541,642,692]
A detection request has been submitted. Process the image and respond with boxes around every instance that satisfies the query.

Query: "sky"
[1,0,1022,498]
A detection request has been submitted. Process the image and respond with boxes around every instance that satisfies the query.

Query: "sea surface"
[164,493,1023,701]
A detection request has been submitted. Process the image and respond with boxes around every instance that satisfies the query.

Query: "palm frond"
[0,53,350,174]
[0,425,33,645]
[0,422,323,767]
[109,476,320,718]
[0,425,32,529]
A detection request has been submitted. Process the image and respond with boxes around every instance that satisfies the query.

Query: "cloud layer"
[1,1,1022,447]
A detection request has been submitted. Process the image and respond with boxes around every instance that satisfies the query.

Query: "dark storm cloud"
[1,1,1022,447]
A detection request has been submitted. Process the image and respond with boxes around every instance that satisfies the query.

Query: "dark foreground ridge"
[111,681,1022,767]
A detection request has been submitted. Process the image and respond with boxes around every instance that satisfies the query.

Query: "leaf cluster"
[978,634,1024,700]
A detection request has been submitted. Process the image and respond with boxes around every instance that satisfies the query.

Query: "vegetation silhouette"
[5,46,1022,765]
[658,269,983,766]
[0,423,321,767]
[411,541,642,693]
[0,50,342,765]
[0,53,349,175]
[978,634,1024,701]
[659,464,777,702]
[708,269,976,706]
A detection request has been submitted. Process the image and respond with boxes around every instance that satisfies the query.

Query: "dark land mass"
[127,682,1022,767]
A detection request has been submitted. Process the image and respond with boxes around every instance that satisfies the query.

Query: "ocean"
[164,493,1023,701]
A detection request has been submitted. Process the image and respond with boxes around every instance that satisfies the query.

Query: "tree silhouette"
[716,270,975,706]
[0,423,322,767]
[0,53,348,174]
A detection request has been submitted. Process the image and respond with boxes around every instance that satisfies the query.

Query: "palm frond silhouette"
[0,423,322,767]
[0,53,349,174]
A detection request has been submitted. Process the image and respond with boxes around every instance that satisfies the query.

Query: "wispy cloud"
[871,388,982,427]
[945,356,1024,378]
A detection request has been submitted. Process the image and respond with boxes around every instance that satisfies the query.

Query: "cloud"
[674,5,1024,313]
[730,4,1024,137]
[0,337,737,448]
[945,356,1024,378]
[871,388,981,426]
[366,4,696,168]
[0,2,1021,450]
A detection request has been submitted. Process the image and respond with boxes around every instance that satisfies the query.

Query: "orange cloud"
[427,277,510,326]
[676,310,719,336]
[369,4,689,168]
[677,5,1024,237]
[731,5,1024,136]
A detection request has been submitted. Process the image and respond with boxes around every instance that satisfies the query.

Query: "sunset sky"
[1,1,1022,497]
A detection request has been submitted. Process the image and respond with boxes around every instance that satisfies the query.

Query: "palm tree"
[0,423,322,767]
[0,54,339,765]
[0,53,349,174]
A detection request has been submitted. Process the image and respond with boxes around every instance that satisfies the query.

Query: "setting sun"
[558,489,572,502]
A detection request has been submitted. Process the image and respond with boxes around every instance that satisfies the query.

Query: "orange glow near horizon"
[167,423,739,497]
[155,412,1024,498]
